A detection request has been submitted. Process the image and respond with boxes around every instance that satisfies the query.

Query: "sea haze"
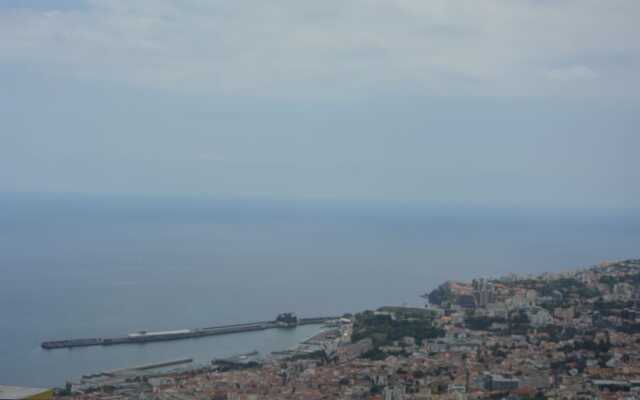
[1,193,638,386]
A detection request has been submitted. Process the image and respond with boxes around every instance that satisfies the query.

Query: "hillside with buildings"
[38,259,640,400]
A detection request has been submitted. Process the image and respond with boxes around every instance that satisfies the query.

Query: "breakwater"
[82,358,194,379]
[42,316,338,350]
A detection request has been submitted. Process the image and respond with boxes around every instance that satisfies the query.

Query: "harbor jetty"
[82,358,194,379]
[42,313,338,350]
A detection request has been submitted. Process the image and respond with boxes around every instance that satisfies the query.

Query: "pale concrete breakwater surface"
[42,315,339,349]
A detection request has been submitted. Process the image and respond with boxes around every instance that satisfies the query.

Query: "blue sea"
[1,193,638,386]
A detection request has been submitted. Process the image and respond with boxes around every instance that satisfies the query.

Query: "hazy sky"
[1,0,638,207]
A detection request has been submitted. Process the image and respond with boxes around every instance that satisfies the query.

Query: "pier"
[41,315,338,350]
[82,358,194,379]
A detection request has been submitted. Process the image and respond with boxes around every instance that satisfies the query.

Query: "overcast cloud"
[0,0,638,207]
[1,0,639,98]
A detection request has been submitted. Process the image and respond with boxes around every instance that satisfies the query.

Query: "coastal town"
[12,259,640,400]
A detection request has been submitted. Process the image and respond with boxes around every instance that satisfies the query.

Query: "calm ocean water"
[1,194,638,386]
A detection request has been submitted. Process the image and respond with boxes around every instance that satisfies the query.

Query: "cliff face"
[427,281,456,305]
[427,280,477,307]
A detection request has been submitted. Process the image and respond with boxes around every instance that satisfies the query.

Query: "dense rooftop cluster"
[57,259,640,400]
